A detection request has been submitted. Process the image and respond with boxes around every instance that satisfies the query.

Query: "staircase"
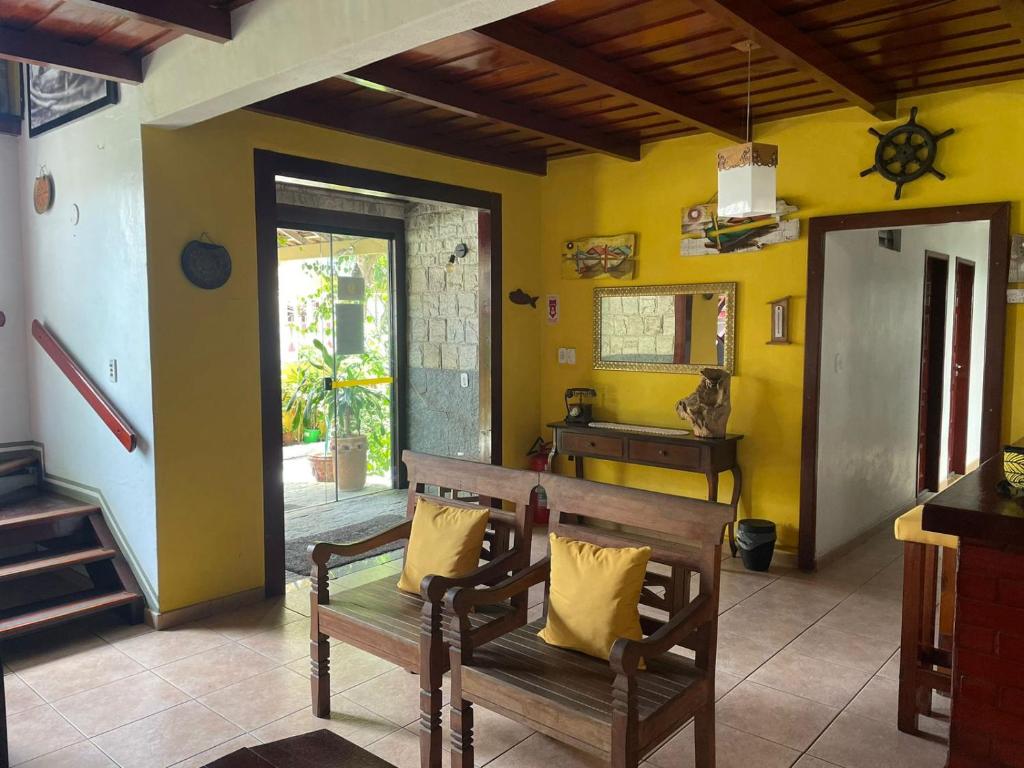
[0,451,144,640]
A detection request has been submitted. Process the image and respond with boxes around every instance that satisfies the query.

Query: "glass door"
[278,229,395,513]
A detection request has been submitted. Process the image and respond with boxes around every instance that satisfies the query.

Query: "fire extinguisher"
[526,437,553,525]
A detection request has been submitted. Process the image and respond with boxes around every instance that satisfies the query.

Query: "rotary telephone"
[564,388,596,424]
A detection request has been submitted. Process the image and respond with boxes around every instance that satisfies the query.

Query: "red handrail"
[31,320,138,452]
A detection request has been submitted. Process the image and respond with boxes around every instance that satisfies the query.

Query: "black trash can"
[737,518,776,572]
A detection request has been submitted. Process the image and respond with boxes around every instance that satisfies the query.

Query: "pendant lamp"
[717,41,777,218]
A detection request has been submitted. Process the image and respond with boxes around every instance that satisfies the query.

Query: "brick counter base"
[949,540,1024,767]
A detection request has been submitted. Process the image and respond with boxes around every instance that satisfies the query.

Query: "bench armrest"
[446,557,550,615]
[609,593,715,675]
[420,549,522,602]
[308,519,412,568]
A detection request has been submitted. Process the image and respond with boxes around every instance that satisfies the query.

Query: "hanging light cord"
[745,42,752,143]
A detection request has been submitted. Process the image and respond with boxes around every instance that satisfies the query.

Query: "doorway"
[255,152,503,596]
[948,259,976,476]
[800,203,1009,570]
[917,253,948,494]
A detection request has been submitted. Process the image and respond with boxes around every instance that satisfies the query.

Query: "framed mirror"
[593,282,736,374]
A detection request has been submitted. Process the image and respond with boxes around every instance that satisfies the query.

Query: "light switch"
[566,347,576,365]
[108,359,118,383]
[459,372,469,387]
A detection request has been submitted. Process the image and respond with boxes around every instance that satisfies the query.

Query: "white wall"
[18,88,158,601]
[816,222,991,559]
[0,135,30,444]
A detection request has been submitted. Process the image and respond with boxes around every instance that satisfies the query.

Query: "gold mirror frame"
[593,282,737,374]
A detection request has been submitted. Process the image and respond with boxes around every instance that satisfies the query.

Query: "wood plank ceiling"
[253,0,1024,174]
[0,0,250,83]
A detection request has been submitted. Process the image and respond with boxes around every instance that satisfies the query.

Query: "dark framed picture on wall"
[0,61,22,136]
[25,64,119,137]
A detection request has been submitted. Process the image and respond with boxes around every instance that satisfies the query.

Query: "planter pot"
[308,453,335,483]
[334,435,368,491]
[302,428,322,444]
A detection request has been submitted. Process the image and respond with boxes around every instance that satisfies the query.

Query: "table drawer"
[628,439,702,470]
[560,432,624,460]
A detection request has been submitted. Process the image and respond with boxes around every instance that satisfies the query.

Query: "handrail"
[31,320,138,452]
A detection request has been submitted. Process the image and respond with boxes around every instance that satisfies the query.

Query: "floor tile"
[53,670,190,737]
[238,619,317,664]
[154,641,279,697]
[196,599,304,640]
[4,673,44,714]
[365,728,426,768]
[817,592,903,645]
[717,681,839,752]
[877,650,900,681]
[284,586,312,617]
[92,700,242,768]
[648,720,801,768]
[794,756,842,767]
[738,578,848,625]
[786,625,897,673]
[14,741,115,768]
[285,642,395,693]
[341,666,449,727]
[808,711,947,768]
[716,669,743,701]
[86,613,154,644]
[115,626,229,668]
[715,629,781,678]
[718,571,775,611]
[749,649,873,708]
[6,705,84,765]
[485,733,604,768]
[3,625,105,672]
[168,735,261,768]
[251,693,398,747]
[719,603,811,649]
[845,676,900,726]
[16,644,144,701]
[198,666,310,730]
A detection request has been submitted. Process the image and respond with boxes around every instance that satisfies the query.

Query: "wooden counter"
[923,447,1024,768]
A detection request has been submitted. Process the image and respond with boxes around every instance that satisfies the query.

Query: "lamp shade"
[717,142,778,218]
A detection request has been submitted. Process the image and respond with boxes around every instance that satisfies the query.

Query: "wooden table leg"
[574,455,584,479]
[728,466,742,557]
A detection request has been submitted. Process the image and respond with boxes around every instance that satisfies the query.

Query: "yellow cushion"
[396,497,490,594]
[538,533,651,662]
[894,506,958,550]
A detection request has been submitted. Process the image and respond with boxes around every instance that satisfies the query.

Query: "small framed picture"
[25,64,119,137]
[768,296,790,344]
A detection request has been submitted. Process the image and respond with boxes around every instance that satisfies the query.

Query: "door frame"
[799,202,1010,571]
[255,150,504,596]
[948,257,976,476]
[276,204,409,490]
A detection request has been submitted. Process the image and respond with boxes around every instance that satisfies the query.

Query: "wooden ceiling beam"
[469,18,747,142]
[251,92,547,176]
[345,61,641,161]
[688,0,896,119]
[0,25,142,83]
[68,0,232,43]
[999,0,1024,42]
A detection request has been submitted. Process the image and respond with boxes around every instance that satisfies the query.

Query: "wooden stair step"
[0,490,99,531]
[0,546,118,582]
[0,456,38,477]
[0,589,140,640]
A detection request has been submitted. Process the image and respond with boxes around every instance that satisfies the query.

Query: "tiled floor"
[3,529,949,768]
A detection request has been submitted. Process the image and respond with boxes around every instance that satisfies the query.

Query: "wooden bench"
[308,451,537,768]
[445,472,734,768]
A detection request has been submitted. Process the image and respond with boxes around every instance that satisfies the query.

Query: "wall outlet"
[108,359,118,383]
[459,372,469,387]
[557,347,577,365]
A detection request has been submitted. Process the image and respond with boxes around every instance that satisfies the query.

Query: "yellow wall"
[540,81,1024,551]
[143,111,543,611]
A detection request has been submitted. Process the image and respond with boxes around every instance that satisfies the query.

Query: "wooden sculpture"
[676,368,731,438]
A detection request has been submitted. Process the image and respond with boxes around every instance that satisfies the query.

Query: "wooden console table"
[547,421,743,555]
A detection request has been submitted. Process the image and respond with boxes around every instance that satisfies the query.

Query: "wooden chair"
[445,473,735,768]
[308,451,537,768]
[894,505,957,737]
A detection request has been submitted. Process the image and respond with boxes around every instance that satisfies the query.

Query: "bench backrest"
[542,472,735,604]
[402,450,539,570]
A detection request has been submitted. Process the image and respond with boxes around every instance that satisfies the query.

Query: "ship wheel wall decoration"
[860,107,954,200]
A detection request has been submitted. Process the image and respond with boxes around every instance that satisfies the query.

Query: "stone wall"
[600,295,675,361]
[405,202,481,459]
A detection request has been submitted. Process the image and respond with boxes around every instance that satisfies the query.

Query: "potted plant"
[283,341,337,483]
[333,365,388,491]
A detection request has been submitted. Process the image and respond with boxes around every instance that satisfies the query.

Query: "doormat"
[284,514,406,576]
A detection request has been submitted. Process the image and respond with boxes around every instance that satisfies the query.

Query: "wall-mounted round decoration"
[181,239,232,290]
[33,172,54,214]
